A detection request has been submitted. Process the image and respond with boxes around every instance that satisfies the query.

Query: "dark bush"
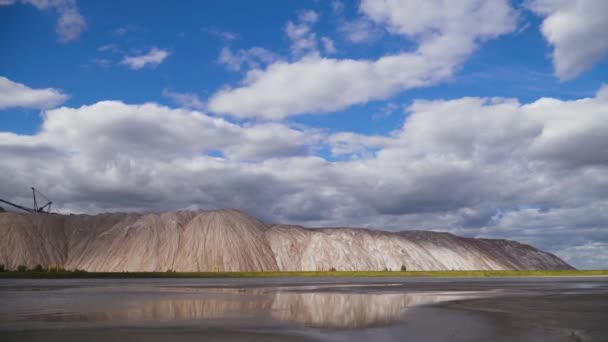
[329,267,336,272]
[17,265,27,272]
[401,265,407,271]
[0,264,5,272]
[31,264,44,272]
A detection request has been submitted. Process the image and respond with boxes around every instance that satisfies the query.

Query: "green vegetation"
[401,265,407,271]
[47,265,66,272]
[0,264,5,272]
[0,269,606,279]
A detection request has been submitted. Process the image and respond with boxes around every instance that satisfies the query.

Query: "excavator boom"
[0,187,54,214]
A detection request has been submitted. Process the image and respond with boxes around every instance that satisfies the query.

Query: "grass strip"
[1,270,607,278]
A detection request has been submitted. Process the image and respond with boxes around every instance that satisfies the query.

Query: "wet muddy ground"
[0,277,606,341]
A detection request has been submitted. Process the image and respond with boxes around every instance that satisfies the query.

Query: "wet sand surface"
[0,277,606,341]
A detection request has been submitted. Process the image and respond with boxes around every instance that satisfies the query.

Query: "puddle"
[1,284,491,329]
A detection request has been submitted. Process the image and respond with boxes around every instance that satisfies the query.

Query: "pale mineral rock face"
[0,209,573,272]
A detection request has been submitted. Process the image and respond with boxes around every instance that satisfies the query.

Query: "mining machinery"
[0,187,53,214]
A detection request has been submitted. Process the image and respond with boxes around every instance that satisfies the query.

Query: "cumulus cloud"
[120,48,170,70]
[0,0,86,42]
[2,89,608,267]
[34,101,320,162]
[207,0,517,119]
[0,76,68,110]
[528,0,608,80]
[0,101,325,217]
[206,53,458,120]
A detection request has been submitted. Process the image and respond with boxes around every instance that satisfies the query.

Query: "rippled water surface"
[1,277,607,341]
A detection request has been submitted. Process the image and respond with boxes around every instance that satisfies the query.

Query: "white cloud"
[162,89,205,110]
[218,46,277,72]
[214,10,336,78]
[360,0,517,58]
[224,122,323,161]
[528,0,608,80]
[120,48,170,70]
[338,18,383,43]
[207,52,462,120]
[372,102,399,120]
[298,10,319,24]
[0,0,87,42]
[320,37,337,54]
[34,101,319,163]
[207,0,517,119]
[285,10,320,57]
[54,3,85,42]
[329,132,392,158]
[0,76,68,110]
[37,101,233,160]
[203,27,239,41]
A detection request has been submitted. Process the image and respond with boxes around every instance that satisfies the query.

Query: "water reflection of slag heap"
[271,291,485,328]
[271,292,410,328]
[76,289,273,322]
[54,288,487,329]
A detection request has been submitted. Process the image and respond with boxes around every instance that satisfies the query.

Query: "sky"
[1,0,607,269]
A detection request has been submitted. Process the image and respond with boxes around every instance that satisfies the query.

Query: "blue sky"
[2,0,606,135]
[1,0,608,269]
